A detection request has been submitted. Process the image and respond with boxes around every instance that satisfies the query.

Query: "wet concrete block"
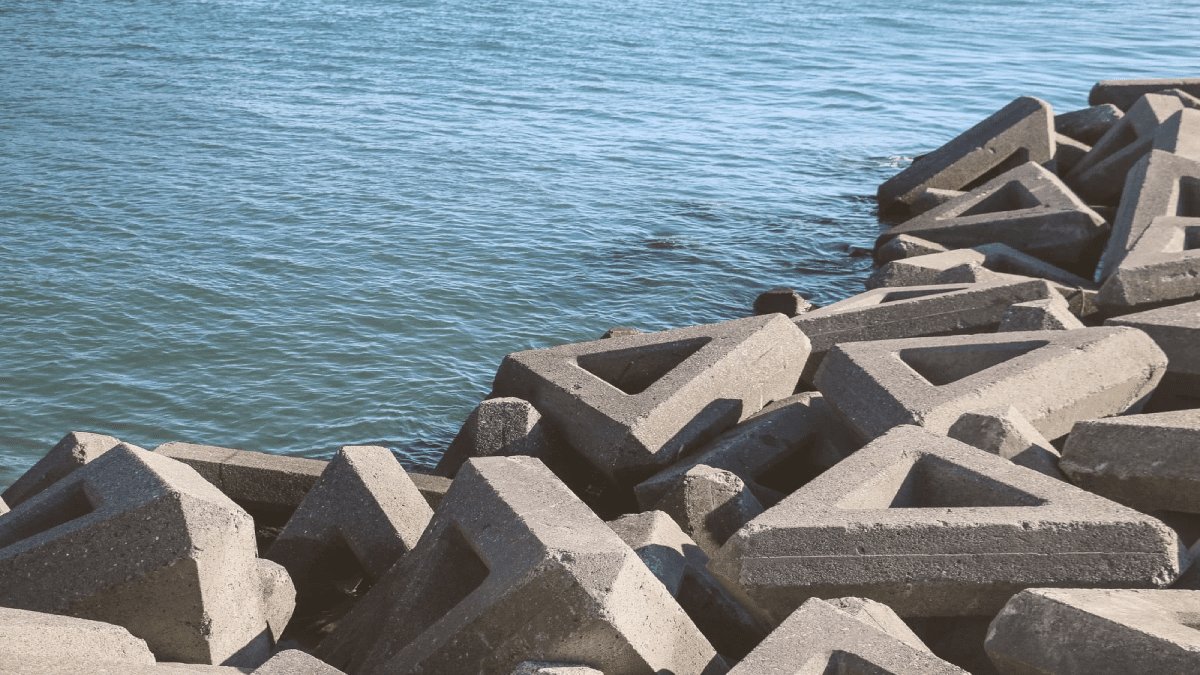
[0,607,156,671]
[434,397,555,478]
[877,96,1054,214]
[726,597,966,675]
[875,234,948,264]
[2,431,122,508]
[0,444,283,666]
[910,188,965,216]
[251,650,344,675]
[997,296,1085,332]
[407,471,451,511]
[1054,132,1091,176]
[511,664,603,675]
[813,326,1166,442]
[708,425,1184,622]
[751,286,812,317]
[635,392,860,510]
[1060,410,1200,514]
[1099,216,1200,309]
[1056,103,1124,145]
[947,406,1066,480]
[315,456,727,675]
[651,464,765,560]
[490,314,809,488]
[986,588,1200,674]
[794,279,1057,383]
[878,162,1108,268]
[1090,78,1200,110]
[1105,297,1200,395]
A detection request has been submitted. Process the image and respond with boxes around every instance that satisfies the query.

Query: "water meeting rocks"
[1,431,122,509]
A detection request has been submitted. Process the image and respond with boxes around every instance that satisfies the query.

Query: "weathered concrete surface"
[511,664,603,675]
[315,456,727,675]
[434,397,556,478]
[608,510,767,660]
[0,444,287,666]
[1056,103,1124,145]
[752,286,812,317]
[635,392,860,510]
[997,296,1085,332]
[1105,297,1200,395]
[251,650,345,675]
[1090,78,1200,111]
[1060,410,1200,514]
[257,559,296,646]
[708,425,1184,623]
[986,588,1200,674]
[490,314,809,488]
[1154,107,1200,159]
[948,406,1066,480]
[813,327,1166,441]
[869,243,1095,293]
[875,234,948,264]
[877,96,1054,213]
[726,597,966,675]
[877,162,1108,268]
[1099,216,1200,309]
[1054,132,1091,176]
[2,431,122,508]
[650,464,765,560]
[794,279,1057,383]
[825,597,929,652]
[407,471,451,511]
[910,188,966,216]
[0,607,156,672]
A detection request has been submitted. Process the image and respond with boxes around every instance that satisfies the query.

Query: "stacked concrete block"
[1090,78,1200,110]
[1154,107,1200,159]
[1105,297,1200,395]
[875,234,948,264]
[2,431,122,508]
[708,425,1184,625]
[1056,103,1123,145]
[726,597,966,675]
[876,162,1108,268]
[751,286,812,316]
[1059,410,1200,514]
[511,664,603,675]
[0,444,292,666]
[1054,132,1091,176]
[649,464,765,560]
[910,187,965,216]
[251,650,345,675]
[986,588,1200,674]
[997,296,1085,331]
[433,397,556,478]
[489,314,809,488]
[933,262,1024,285]
[0,607,156,672]
[814,327,1166,441]
[876,96,1055,214]
[869,242,1095,292]
[315,456,727,675]
[609,510,766,660]
[407,471,452,511]
[794,279,1057,382]
[1099,216,1200,309]
[947,406,1066,480]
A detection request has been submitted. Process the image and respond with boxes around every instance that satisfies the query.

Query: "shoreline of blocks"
[5,76,1200,674]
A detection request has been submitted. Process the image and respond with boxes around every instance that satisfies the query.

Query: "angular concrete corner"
[1090,78,1200,110]
[1099,216,1200,309]
[407,471,452,511]
[708,425,1184,623]
[2,431,122,508]
[251,650,345,675]
[1105,297,1200,395]
[0,607,156,672]
[727,597,966,675]
[825,597,929,653]
[813,326,1167,441]
[869,243,1094,292]
[1054,132,1091,175]
[315,456,727,675]
[650,464,765,560]
[875,234,949,264]
[986,588,1200,674]
[256,559,295,646]
[997,296,1084,332]
[433,397,556,478]
[948,406,1065,480]
[1056,103,1123,145]
[490,314,809,487]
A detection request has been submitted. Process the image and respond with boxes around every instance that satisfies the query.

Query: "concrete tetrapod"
[489,314,809,488]
[726,597,966,675]
[650,464,765,561]
[812,326,1167,442]
[986,588,1200,674]
[1098,216,1200,310]
[867,243,1095,292]
[997,296,1085,332]
[707,426,1184,623]
[947,406,1065,480]
[314,456,727,675]
[433,397,556,478]
[1105,297,1200,395]
[2,431,122,508]
[0,607,156,672]
[0,444,292,666]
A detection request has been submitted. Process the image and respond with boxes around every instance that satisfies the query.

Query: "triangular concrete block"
[1099,216,1200,309]
[490,314,810,487]
[997,296,1085,331]
[2,432,122,509]
[877,162,1107,268]
[813,326,1167,441]
[708,425,1184,623]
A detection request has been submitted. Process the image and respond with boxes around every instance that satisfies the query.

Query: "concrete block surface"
[825,597,929,653]
[1099,215,1200,309]
[875,234,948,264]
[948,406,1065,480]
[910,187,965,216]
[1054,132,1091,176]
[869,243,1095,292]
[650,464,765,561]
[2,431,122,508]
[997,296,1085,332]
[251,650,345,675]
[511,664,603,675]
[434,397,556,478]
[0,606,155,671]
[407,471,451,511]
[1090,78,1200,111]
[1105,297,1200,394]
[154,442,326,518]
[752,286,812,317]
[1056,103,1124,145]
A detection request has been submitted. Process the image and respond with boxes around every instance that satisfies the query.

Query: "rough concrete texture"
[1153,107,1200,159]
[997,296,1085,332]
[635,392,861,510]
[2,431,122,508]
[1105,297,1200,394]
[1060,410,1200,514]
[267,445,432,591]
[0,444,288,666]
[0,606,156,671]
[825,597,929,653]
[813,326,1166,442]
[708,425,1184,623]
[948,406,1065,480]
[1056,103,1124,145]
[1096,149,1200,282]
[1099,216,1200,309]
[1054,132,1091,176]
[751,286,812,317]
[251,650,345,675]
[155,442,326,519]
[407,471,452,511]
[608,510,767,660]
[876,96,1054,213]
[651,464,765,560]
[869,243,1095,293]
[601,327,643,339]
[934,262,1024,285]
[910,187,965,216]
[315,456,727,675]
[511,664,603,675]
[794,279,1057,383]
[256,559,296,646]
[1090,78,1200,110]
[877,162,1108,268]
[875,234,949,264]
[726,597,966,675]
[986,588,1200,674]
[434,397,555,478]
[489,313,809,488]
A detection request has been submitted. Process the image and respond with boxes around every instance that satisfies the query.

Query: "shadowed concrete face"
[2,432,122,508]
[868,243,1095,292]
[1056,103,1123,145]
[650,465,765,561]
[948,406,1065,480]
[708,425,1184,623]
[1106,297,1200,395]
[1099,216,1200,309]
[1090,78,1200,111]
[434,397,556,479]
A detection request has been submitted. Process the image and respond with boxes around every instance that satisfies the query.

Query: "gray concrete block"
[1099,216,1200,309]
[813,326,1167,442]
[934,262,1024,285]
[825,597,929,653]
[490,314,809,488]
[1105,297,1200,395]
[997,296,1085,332]
[634,392,861,510]
[1096,149,1200,282]
[1153,107,1200,160]
[0,444,283,666]
[154,442,326,518]
[0,607,156,671]
[1054,132,1091,176]
[608,510,767,660]
[511,664,603,675]
[708,425,1184,622]
[1060,410,1200,514]
[877,162,1108,268]
[1056,103,1124,145]
[794,279,1058,384]
[875,234,949,264]
[948,406,1066,480]
[910,188,965,216]
[2,431,122,508]
[257,559,296,646]
[877,96,1055,213]
[869,243,1095,293]
[751,286,812,317]
[986,588,1200,674]
[407,471,451,511]
[434,397,556,478]
[1090,78,1200,111]
[315,456,727,675]
[651,464,765,561]
[251,650,345,675]
[726,597,966,675]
